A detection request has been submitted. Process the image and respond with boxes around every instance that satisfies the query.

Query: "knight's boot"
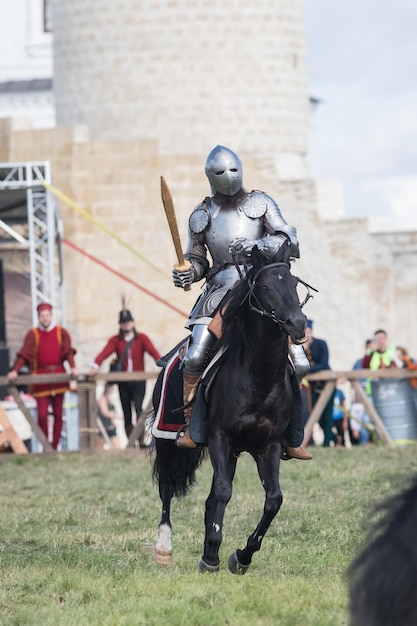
[289,344,310,382]
[282,445,312,461]
[176,372,200,449]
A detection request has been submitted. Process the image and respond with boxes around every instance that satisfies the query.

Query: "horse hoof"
[153,548,173,565]
[228,551,249,575]
[154,523,172,565]
[198,558,220,573]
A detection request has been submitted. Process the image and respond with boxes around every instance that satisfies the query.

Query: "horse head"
[248,244,309,344]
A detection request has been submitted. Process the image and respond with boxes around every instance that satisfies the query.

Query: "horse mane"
[216,278,252,357]
[217,243,292,357]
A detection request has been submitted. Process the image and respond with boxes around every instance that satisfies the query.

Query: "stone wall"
[52,1,310,165]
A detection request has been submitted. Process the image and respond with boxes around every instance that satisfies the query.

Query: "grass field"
[1,444,417,626]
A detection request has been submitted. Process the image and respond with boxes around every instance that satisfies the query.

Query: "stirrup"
[281,447,293,461]
[176,424,197,449]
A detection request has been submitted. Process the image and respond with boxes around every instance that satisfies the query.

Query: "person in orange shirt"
[8,303,78,449]
[396,346,417,389]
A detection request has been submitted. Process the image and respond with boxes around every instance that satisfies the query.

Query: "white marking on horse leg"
[154,523,173,565]
[212,522,221,533]
[155,523,172,552]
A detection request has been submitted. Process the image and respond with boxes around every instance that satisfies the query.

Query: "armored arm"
[229,191,300,259]
[246,227,299,259]
[9,329,36,374]
[262,192,299,256]
[172,204,210,288]
[184,233,209,282]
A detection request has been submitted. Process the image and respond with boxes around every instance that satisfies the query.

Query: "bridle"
[244,262,318,325]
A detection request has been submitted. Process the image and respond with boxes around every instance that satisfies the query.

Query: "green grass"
[1,445,416,625]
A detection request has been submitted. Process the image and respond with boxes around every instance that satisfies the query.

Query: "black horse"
[152,243,310,573]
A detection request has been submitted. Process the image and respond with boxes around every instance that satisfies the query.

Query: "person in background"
[332,380,348,447]
[349,402,374,446]
[97,382,121,450]
[303,319,336,447]
[300,378,312,425]
[362,329,400,396]
[88,307,161,442]
[351,338,376,445]
[396,346,417,390]
[353,338,376,370]
[362,329,399,370]
[7,302,78,450]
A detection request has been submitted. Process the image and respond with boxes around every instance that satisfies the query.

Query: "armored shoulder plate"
[189,200,210,234]
[241,190,276,219]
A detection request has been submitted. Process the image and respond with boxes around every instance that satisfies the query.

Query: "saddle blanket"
[151,352,185,440]
[151,344,226,441]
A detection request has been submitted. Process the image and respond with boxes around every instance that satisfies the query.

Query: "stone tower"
[53,1,310,168]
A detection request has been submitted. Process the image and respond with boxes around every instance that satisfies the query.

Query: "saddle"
[151,339,226,444]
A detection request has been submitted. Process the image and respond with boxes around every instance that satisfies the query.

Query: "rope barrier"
[62,238,188,319]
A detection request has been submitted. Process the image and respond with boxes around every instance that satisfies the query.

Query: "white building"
[0,0,54,129]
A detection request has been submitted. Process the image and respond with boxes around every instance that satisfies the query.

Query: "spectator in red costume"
[88,308,161,442]
[8,302,78,450]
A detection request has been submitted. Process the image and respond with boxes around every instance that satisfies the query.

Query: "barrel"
[371,378,417,444]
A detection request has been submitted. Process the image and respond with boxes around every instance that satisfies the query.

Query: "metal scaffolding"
[0,161,66,325]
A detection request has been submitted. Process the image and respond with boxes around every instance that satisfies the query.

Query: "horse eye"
[215,170,225,175]
[261,285,269,291]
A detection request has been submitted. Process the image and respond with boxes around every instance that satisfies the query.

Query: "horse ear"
[250,245,265,267]
[273,240,291,264]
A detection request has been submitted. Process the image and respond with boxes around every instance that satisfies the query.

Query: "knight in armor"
[172,145,311,460]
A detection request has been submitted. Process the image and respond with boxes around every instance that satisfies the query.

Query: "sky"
[305,0,417,229]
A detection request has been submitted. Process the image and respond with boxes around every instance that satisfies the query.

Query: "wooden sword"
[160,175,191,291]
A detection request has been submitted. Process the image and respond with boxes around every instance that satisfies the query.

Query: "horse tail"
[152,439,206,498]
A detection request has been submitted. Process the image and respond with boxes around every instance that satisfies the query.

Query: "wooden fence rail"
[0,372,158,454]
[303,369,417,448]
[1,368,416,453]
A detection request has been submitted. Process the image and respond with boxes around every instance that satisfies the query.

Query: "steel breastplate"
[186,191,293,326]
[204,205,265,266]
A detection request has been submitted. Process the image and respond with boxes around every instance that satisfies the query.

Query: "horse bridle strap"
[247,262,289,323]
[297,277,319,308]
[246,262,318,324]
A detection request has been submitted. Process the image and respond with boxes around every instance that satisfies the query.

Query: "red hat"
[37,302,53,313]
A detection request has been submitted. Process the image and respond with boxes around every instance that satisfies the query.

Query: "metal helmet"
[204,145,243,196]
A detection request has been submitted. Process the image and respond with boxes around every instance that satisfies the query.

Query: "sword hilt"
[174,260,192,291]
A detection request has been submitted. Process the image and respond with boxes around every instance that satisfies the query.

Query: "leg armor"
[183,324,216,375]
[289,344,310,382]
[177,324,216,449]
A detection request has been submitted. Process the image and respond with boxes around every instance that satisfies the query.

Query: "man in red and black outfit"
[88,309,161,440]
[8,303,78,450]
